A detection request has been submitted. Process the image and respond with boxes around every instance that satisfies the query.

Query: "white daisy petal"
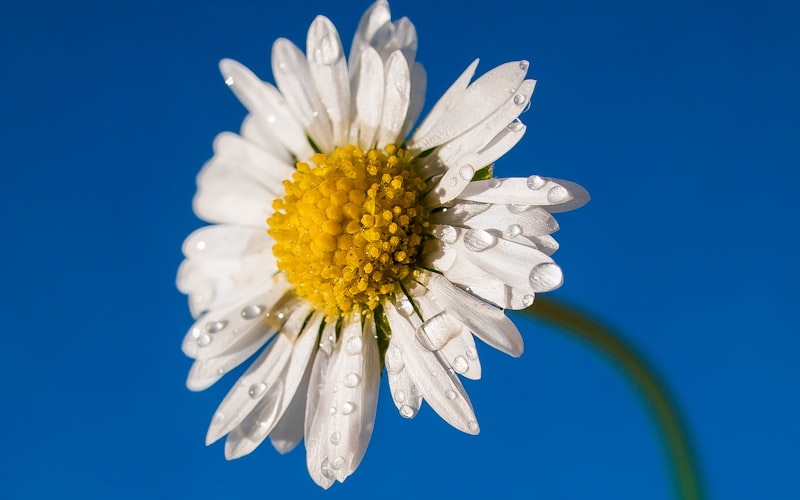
[420,271,524,357]
[376,50,410,147]
[210,132,295,194]
[409,60,529,151]
[348,0,392,77]
[270,361,312,454]
[434,79,535,170]
[272,38,334,151]
[186,324,272,391]
[181,224,273,259]
[306,312,380,486]
[181,279,290,359]
[307,16,351,147]
[457,176,591,211]
[381,17,417,69]
[412,59,479,141]
[433,203,559,237]
[224,310,323,459]
[305,320,337,442]
[474,120,526,167]
[206,301,312,445]
[193,168,275,227]
[408,288,482,380]
[219,59,314,159]
[351,47,384,149]
[384,298,479,434]
[423,152,480,206]
[240,114,293,163]
[400,62,426,139]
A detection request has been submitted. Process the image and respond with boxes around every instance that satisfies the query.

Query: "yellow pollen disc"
[267,145,427,315]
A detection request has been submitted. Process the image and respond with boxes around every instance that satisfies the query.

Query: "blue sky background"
[2,0,798,498]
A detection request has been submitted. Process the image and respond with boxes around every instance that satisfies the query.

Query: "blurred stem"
[523,297,704,500]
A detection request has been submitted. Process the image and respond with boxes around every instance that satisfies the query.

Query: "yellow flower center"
[268,144,427,315]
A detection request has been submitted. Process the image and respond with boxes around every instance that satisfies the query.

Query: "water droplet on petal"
[331,456,344,470]
[465,348,478,360]
[529,262,564,292]
[224,76,234,86]
[468,420,479,431]
[343,372,361,388]
[190,326,201,339]
[513,94,526,106]
[196,334,212,347]
[547,185,569,203]
[248,382,267,399]
[527,175,546,190]
[452,356,469,374]
[393,390,406,403]
[321,458,334,479]
[216,367,225,376]
[522,294,535,307]
[205,320,227,334]
[447,175,458,186]
[519,60,529,71]
[195,240,207,251]
[507,118,524,132]
[241,305,264,320]
[505,224,522,238]
[463,229,497,252]
[345,336,363,355]
[434,225,458,244]
[396,298,414,317]
[329,406,337,415]
[342,402,357,415]
[385,347,405,374]
[329,432,341,445]
[459,164,474,181]
[488,178,501,188]
[446,390,458,400]
[507,203,530,214]
[399,405,417,418]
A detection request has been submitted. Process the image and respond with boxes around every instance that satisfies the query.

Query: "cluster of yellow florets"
[267,145,427,315]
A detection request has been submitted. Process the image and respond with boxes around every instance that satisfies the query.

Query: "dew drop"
[343,372,361,388]
[505,224,522,238]
[248,382,267,399]
[399,405,417,418]
[385,347,405,374]
[513,94,526,106]
[241,305,265,320]
[468,420,479,432]
[522,294,535,307]
[342,402,357,415]
[195,240,207,251]
[196,334,212,347]
[459,164,474,181]
[329,406,337,415]
[547,185,569,203]
[345,336,363,355]
[393,390,406,403]
[321,458,334,479]
[488,178,501,188]
[446,390,458,400]
[448,175,458,187]
[452,356,469,374]
[331,456,344,470]
[190,326,201,339]
[205,320,227,334]
[507,203,530,214]
[396,298,414,317]
[529,262,564,292]
[224,76,234,86]
[507,118,524,132]
[434,225,458,244]
[519,60,529,71]
[463,229,497,252]
[465,348,478,360]
[526,175,546,190]
[216,367,225,376]
[329,432,341,445]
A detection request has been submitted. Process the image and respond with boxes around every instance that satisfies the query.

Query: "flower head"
[178,0,588,488]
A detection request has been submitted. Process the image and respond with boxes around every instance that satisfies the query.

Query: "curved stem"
[522,297,704,500]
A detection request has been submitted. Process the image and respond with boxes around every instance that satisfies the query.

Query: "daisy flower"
[177,0,588,488]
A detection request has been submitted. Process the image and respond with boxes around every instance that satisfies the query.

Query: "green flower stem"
[522,297,704,500]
